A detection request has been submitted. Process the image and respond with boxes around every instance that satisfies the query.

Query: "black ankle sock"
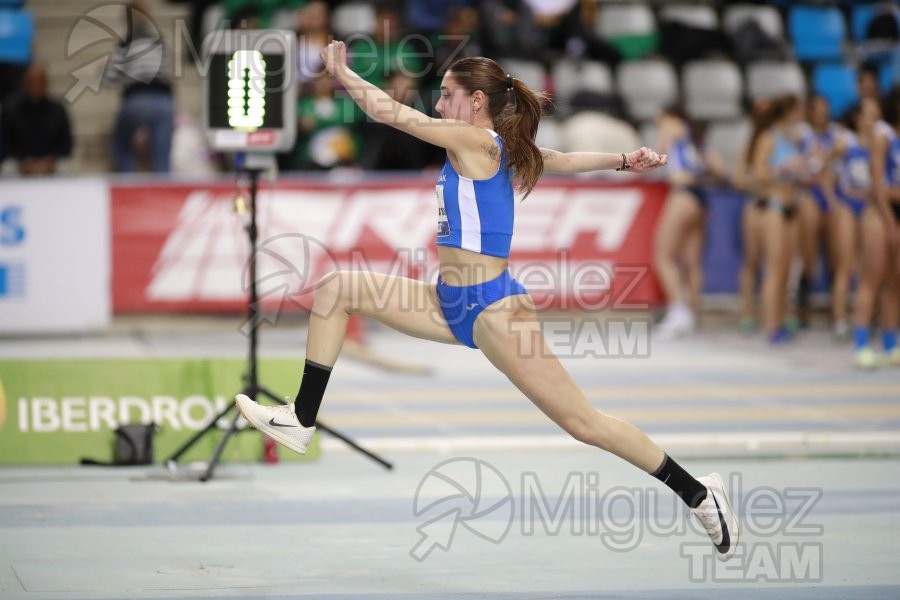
[294,359,332,427]
[651,454,707,509]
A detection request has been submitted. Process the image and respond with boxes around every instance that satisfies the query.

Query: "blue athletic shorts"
[809,185,829,213]
[836,191,865,219]
[436,269,529,349]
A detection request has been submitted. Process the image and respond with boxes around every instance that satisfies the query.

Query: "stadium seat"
[813,63,858,120]
[658,4,718,29]
[706,119,752,177]
[596,4,657,60]
[331,2,375,38]
[536,118,564,151]
[0,9,32,64]
[616,59,678,121]
[683,60,743,120]
[0,0,24,6]
[723,4,784,40]
[789,5,846,62]
[746,61,806,100]
[639,121,659,149]
[499,58,546,93]
[551,59,613,114]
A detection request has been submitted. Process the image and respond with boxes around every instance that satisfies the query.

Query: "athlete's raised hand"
[626,147,668,172]
[320,40,348,77]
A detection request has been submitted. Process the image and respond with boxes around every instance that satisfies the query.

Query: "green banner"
[0,358,320,464]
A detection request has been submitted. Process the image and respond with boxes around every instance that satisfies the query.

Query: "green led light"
[226,50,267,129]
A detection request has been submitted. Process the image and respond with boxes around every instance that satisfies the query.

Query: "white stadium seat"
[617,59,678,121]
[683,59,744,120]
[747,61,807,100]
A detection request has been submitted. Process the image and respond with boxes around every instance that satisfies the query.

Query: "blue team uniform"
[887,134,900,222]
[434,130,528,348]
[666,135,709,209]
[800,124,839,213]
[836,132,871,219]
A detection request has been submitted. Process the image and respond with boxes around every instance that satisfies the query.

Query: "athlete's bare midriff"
[437,245,508,286]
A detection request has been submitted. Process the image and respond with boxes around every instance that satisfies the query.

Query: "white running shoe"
[656,305,696,341]
[235,394,316,455]
[691,473,740,562]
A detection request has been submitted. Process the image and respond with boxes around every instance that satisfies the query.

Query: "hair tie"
[506,74,513,91]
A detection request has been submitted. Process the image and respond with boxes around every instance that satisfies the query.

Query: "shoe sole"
[708,472,739,562]
[235,395,309,455]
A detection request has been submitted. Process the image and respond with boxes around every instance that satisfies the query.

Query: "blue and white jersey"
[837,131,871,200]
[876,119,896,142]
[887,134,900,187]
[800,123,839,155]
[435,130,515,259]
[666,135,704,179]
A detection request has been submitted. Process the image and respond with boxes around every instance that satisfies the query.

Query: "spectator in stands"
[796,94,842,331]
[479,0,540,60]
[521,0,621,65]
[405,0,473,38]
[653,106,725,340]
[292,73,360,170]
[0,64,73,175]
[658,9,734,69]
[223,0,302,29]
[424,6,483,95]
[104,2,174,173]
[349,4,421,89]
[481,0,620,66]
[295,1,331,84]
[359,71,442,170]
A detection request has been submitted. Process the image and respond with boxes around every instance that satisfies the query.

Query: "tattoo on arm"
[482,142,501,163]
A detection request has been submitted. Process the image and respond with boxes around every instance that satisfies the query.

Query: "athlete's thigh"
[859,208,888,278]
[680,213,705,267]
[830,204,857,269]
[472,296,596,426]
[342,271,459,345]
[656,192,701,256]
[742,203,763,265]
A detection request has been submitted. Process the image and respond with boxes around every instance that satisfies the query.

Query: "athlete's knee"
[313,270,351,313]
[562,410,613,450]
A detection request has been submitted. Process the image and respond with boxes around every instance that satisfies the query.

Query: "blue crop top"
[887,135,900,187]
[837,132,871,200]
[667,135,704,178]
[435,130,516,259]
[770,131,801,170]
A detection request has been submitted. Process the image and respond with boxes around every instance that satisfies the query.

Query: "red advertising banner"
[111,179,666,314]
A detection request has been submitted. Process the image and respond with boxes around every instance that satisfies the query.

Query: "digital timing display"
[207,52,285,130]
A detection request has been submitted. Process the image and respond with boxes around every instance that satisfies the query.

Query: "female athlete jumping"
[236,42,739,561]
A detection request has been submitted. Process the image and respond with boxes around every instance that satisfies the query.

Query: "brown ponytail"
[746,94,798,165]
[448,57,548,197]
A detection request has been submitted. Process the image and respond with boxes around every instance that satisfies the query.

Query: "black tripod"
[165,155,392,481]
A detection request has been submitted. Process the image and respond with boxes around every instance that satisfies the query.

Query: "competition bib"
[436,184,450,236]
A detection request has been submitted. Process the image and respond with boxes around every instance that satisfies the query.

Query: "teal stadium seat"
[0,9,32,64]
[813,63,858,120]
[789,5,845,62]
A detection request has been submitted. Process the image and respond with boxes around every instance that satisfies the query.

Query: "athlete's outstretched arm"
[320,41,485,153]
[539,147,667,174]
